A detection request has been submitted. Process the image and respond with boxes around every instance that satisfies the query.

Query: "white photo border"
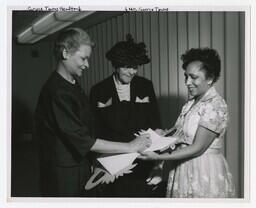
[1,0,255,208]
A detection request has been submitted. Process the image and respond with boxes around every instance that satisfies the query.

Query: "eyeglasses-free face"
[115,67,138,84]
[184,61,213,100]
[64,44,92,78]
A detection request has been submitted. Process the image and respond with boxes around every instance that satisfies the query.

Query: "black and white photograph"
[1,0,255,207]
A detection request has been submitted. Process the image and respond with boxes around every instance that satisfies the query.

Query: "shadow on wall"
[158,95,186,129]
[157,95,187,184]
[12,96,33,142]
[11,95,41,197]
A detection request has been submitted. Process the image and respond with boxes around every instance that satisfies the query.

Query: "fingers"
[134,133,150,139]
[146,177,152,183]
[155,129,165,136]
[134,129,147,137]
[139,135,151,145]
[138,145,148,151]
[138,151,159,160]
[140,133,150,139]
[137,155,147,160]
[139,151,149,156]
[137,151,152,160]
[146,176,162,186]
[159,146,169,152]
[137,146,150,153]
[134,135,151,152]
[146,177,159,190]
[141,135,152,147]
[131,130,153,153]
[138,129,146,134]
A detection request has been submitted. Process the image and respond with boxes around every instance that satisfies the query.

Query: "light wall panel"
[150,12,161,97]
[168,12,179,126]
[142,13,152,80]
[225,12,242,197]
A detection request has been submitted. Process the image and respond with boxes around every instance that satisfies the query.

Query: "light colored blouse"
[113,75,131,101]
[175,86,228,150]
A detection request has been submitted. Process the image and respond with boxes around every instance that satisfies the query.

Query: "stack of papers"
[97,153,139,175]
[97,128,177,175]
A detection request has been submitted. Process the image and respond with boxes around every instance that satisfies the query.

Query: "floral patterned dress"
[166,87,236,198]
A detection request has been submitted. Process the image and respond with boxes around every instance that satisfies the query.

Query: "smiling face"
[115,67,138,84]
[64,44,92,78]
[184,61,213,99]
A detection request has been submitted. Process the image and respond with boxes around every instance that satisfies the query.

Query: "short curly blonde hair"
[54,27,95,61]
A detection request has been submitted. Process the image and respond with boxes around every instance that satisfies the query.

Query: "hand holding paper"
[85,128,178,190]
[129,133,151,152]
[97,128,177,174]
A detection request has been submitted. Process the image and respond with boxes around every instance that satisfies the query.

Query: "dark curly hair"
[181,48,221,83]
[106,34,150,69]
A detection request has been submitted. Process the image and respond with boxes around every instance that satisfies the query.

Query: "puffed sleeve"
[198,99,229,134]
[51,90,96,158]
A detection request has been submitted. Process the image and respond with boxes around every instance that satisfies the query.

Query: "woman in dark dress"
[89,34,162,197]
[34,28,150,197]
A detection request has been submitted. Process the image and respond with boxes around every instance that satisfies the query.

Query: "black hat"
[106,34,150,68]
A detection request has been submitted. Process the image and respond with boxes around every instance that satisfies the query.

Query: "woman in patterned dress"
[139,48,236,198]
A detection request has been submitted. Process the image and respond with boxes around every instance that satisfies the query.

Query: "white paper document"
[143,128,176,152]
[97,128,177,175]
[97,153,139,175]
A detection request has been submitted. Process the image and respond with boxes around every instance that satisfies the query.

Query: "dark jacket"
[35,71,96,167]
[35,71,97,196]
[89,74,161,196]
[90,75,161,143]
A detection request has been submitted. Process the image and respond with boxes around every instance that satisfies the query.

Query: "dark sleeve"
[89,85,103,138]
[51,90,96,158]
[148,81,162,129]
[89,86,98,120]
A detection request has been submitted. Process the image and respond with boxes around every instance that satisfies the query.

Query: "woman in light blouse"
[140,48,236,198]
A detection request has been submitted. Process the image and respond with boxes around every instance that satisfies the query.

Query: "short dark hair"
[181,48,221,83]
[54,27,94,61]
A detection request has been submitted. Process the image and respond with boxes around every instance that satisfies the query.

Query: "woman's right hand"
[129,134,151,153]
[146,166,163,190]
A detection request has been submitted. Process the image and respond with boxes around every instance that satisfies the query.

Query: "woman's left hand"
[138,151,160,160]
